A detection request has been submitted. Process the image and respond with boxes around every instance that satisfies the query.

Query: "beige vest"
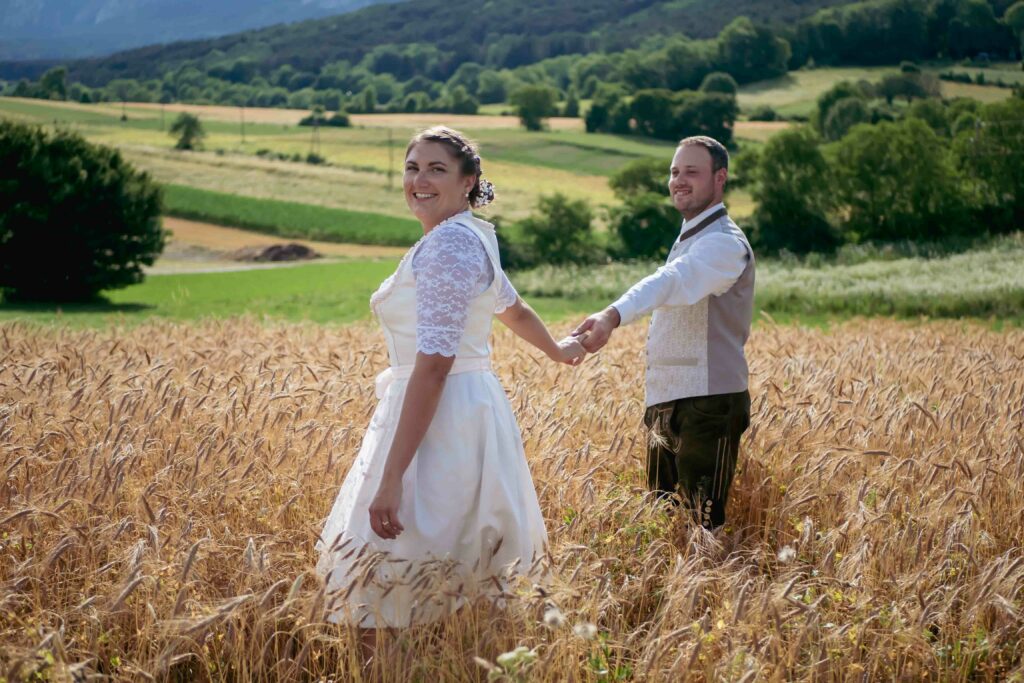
[645,214,755,407]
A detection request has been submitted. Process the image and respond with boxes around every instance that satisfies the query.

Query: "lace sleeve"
[494,271,519,314]
[412,223,491,356]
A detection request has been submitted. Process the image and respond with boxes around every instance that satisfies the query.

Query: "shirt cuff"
[610,299,636,327]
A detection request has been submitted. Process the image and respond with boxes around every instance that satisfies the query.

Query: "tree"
[906,98,950,136]
[947,0,1010,58]
[518,193,601,264]
[876,72,938,105]
[716,17,791,83]
[609,193,679,259]
[1007,1,1024,52]
[0,121,165,301]
[833,118,970,242]
[823,97,870,141]
[662,39,713,91]
[510,85,559,131]
[609,158,669,197]
[699,71,738,95]
[563,88,580,118]
[748,126,838,254]
[39,66,68,100]
[814,81,864,132]
[361,85,377,113]
[445,85,479,114]
[673,92,738,146]
[169,113,204,150]
[476,70,507,104]
[630,89,676,139]
[955,98,1024,230]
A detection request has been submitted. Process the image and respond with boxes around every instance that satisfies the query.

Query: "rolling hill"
[0,0,398,60]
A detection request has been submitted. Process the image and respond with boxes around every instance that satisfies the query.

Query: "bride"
[315,126,585,656]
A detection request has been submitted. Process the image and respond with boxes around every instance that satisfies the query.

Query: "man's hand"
[572,306,621,353]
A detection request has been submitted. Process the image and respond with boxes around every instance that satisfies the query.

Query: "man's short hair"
[678,135,729,173]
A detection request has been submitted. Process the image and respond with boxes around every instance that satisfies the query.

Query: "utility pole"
[387,128,394,189]
[239,105,246,144]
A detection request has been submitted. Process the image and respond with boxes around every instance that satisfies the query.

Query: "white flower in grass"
[573,622,598,640]
[777,545,797,563]
[543,605,565,629]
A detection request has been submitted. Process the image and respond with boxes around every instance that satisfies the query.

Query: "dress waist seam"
[375,357,492,399]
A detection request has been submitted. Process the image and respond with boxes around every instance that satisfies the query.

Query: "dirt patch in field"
[148,216,407,273]
[162,217,407,258]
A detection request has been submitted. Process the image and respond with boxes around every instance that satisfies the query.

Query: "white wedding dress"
[315,211,549,628]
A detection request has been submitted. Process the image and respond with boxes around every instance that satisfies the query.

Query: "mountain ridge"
[0,0,400,60]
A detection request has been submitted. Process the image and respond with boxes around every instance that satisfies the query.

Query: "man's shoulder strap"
[678,207,729,243]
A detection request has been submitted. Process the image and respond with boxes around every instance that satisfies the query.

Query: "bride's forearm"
[496,297,560,359]
[380,353,453,482]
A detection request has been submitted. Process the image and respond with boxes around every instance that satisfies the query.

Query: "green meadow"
[163,185,422,245]
[3,234,1021,328]
[0,258,610,328]
[737,64,1014,117]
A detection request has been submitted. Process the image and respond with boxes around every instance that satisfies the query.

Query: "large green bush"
[609,193,680,260]
[748,127,839,254]
[0,121,165,302]
[517,193,603,266]
[833,118,970,242]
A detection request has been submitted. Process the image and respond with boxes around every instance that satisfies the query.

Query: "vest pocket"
[650,356,699,367]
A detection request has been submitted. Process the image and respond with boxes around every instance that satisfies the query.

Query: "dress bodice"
[370,213,504,367]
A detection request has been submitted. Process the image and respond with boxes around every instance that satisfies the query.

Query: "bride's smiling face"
[404,141,476,231]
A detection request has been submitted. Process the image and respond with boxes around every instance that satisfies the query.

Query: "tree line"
[4,0,1021,127]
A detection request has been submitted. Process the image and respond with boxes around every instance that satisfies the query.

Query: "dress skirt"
[315,368,549,628]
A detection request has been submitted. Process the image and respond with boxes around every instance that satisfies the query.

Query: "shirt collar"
[679,202,726,236]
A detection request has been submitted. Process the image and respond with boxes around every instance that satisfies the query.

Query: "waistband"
[375,357,492,399]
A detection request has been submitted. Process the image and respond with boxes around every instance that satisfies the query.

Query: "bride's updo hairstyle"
[406,126,496,208]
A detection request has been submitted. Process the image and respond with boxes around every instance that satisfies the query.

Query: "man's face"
[668,144,726,219]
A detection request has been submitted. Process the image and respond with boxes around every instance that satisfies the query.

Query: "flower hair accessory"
[474,178,496,208]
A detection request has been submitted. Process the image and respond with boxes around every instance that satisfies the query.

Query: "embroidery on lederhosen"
[694,434,731,528]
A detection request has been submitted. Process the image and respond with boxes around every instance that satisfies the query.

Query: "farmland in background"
[736,64,1015,118]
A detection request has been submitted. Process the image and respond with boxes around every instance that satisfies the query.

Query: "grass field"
[737,64,1013,118]
[2,318,1022,680]
[2,234,1020,327]
[163,185,422,246]
[0,257,609,328]
[0,97,657,224]
[514,232,1024,323]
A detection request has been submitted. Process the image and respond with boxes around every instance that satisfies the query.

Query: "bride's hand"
[552,335,587,366]
[369,477,404,540]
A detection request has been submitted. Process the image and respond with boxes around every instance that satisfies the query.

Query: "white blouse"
[411,221,518,357]
[610,202,749,326]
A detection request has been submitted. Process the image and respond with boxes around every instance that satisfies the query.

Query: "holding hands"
[572,306,620,353]
[552,335,587,366]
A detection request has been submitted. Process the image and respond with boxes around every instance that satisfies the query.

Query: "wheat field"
[1,318,1023,681]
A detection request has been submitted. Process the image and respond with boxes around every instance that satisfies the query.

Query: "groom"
[574,135,754,530]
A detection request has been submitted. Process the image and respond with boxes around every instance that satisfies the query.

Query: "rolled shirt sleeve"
[610,232,750,326]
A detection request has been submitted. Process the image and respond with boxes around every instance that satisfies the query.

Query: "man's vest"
[645,211,755,407]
